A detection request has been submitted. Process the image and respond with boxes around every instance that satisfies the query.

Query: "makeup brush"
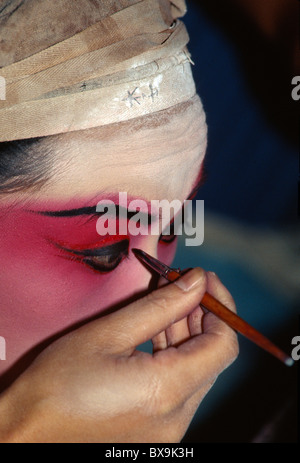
[132,249,294,367]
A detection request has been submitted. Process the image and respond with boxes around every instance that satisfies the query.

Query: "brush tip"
[132,248,147,259]
[132,248,142,256]
[285,357,294,367]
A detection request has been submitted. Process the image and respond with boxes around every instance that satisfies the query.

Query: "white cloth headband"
[0,0,196,142]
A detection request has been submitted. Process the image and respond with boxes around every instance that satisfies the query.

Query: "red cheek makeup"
[133,249,294,367]
[0,175,201,377]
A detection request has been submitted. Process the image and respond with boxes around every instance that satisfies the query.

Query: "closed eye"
[56,239,129,273]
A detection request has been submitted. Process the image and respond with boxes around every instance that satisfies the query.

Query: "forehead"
[42,96,207,203]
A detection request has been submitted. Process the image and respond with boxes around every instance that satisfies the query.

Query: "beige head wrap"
[0,0,197,142]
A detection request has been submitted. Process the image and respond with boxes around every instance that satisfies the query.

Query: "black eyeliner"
[57,239,130,273]
[61,239,129,257]
[35,205,153,223]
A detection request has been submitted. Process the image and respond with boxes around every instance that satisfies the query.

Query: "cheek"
[0,208,177,371]
[157,239,178,266]
[0,211,153,346]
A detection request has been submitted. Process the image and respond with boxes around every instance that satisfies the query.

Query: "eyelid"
[59,239,129,257]
[48,235,128,252]
[56,239,130,274]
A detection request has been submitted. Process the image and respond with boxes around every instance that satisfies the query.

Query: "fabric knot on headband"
[0,0,197,142]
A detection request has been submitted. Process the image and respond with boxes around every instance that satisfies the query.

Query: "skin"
[0,96,206,377]
[0,96,239,442]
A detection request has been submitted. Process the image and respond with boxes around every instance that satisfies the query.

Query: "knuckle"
[227,297,237,314]
[149,350,185,415]
[220,295,236,314]
[116,330,135,350]
[225,333,239,365]
[143,377,166,416]
[145,289,171,312]
[208,271,220,282]
[212,329,239,370]
[191,267,206,281]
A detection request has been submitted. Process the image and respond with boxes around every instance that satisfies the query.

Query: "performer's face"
[0,97,207,374]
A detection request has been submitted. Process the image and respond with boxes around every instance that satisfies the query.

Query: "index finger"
[89,268,208,353]
[153,272,239,403]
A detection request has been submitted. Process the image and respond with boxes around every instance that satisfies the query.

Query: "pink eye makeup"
[0,150,207,378]
[7,171,206,277]
[31,198,155,274]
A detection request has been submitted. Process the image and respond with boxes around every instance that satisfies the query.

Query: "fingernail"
[174,268,204,292]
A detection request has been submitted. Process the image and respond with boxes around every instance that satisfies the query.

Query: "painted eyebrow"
[36,204,154,222]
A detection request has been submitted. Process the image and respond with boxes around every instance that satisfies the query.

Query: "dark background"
[188,0,298,227]
[176,0,299,443]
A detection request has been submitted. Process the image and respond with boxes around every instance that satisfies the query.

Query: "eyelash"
[159,222,177,244]
[59,240,130,274]
[62,233,176,274]
[57,213,185,274]
[159,205,188,245]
